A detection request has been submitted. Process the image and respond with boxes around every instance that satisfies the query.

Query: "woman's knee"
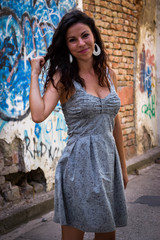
[94,230,116,240]
[61,225,85,240]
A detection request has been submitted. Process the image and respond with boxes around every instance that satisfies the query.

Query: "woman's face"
[66,22,95,63]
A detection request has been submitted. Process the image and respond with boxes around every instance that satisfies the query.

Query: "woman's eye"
[82,33,89,38]
[69,38,76,43]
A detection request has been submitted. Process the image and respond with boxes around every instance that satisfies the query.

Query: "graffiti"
[33,111,68,143]
[24,136,60,161]
[23,111,68,161]
[139,44,155,98]
[141,94,155,119]
[0,0,76,122]
[0,119,7,132]
[24,111,68,160]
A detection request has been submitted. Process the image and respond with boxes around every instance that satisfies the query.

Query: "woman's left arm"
[113,114,128,189]
[109,69,128,189]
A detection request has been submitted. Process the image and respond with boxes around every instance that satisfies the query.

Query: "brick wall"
[83,0,143,159]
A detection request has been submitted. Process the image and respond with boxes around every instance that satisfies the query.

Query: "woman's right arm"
[29,56,60,123]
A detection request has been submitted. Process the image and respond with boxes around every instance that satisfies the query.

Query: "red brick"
[107,49,113,55]
[121,116,134,123]
[118,69,127,75]
[85,11,94,18]
[123,135,128,142]
[111,62,120,68]
[122,0,135,10]
[88,5,95,11]
[113,50,123,56]
[118,38,129,44]
[116,24,123,31]
[128,132,135,139]
[117,86,133,105]
[101,8,113,16]
[95,0,100,5]
[127,81,134,87]
[122,127,134,135]
[113,43,121,49]
[102,15,113,23]
[123,25,132,32]
[12,152,19,164]
[124,145,136,159]
[117,12,123,18]
[106,42,113,48]
[125,104,134,110]
[127,69,134,75]
[110,23,117,30]
[110,0,121,3]
[113,11,118,17]
[95,6,101,12]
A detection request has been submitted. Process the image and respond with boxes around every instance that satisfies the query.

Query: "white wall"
[135,0,158,154]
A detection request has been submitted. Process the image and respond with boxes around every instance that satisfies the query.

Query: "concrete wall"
[135,0,158,154]
[0,0,76,192]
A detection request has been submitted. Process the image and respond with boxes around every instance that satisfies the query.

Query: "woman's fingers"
[31,56,46,75]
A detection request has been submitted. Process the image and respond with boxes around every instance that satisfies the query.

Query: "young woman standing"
[30,9,128,240]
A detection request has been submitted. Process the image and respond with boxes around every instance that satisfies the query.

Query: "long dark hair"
[44,8,109,98]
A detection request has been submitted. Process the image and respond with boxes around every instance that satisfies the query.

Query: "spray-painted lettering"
[24,136,60,161]
[141,94,155,119]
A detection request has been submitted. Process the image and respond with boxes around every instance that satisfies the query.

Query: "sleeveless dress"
[53,76,127,233]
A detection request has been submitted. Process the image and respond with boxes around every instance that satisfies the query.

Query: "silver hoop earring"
[93,43,101,56]
[69,54,73,63]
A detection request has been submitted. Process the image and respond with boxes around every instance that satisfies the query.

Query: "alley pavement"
[0,163,160,240]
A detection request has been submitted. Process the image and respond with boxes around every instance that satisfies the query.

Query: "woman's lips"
[78,48,89,54]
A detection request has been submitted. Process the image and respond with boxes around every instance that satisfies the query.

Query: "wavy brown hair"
[44,8,110,98]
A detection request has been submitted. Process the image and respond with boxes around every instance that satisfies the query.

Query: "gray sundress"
[53,76,127,233]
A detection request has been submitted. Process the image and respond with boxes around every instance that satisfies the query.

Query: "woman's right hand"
[31,56,46,76]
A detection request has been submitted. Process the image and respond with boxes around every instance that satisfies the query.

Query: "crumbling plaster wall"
[135,0,158,154]
[0,0,76,192]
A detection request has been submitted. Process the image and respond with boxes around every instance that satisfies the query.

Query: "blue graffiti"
[145,66,152,98]
[0,119,7,132]
[33,111,68,143]
[0,0,76,122]
[34,123,42,139]
[23,110,68,160]
[139,44,153,98]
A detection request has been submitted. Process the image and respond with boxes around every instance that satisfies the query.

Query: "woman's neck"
[77,57,94,75]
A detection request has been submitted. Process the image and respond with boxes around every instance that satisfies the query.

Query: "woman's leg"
[94,231,116,240]
[61,225,85,240]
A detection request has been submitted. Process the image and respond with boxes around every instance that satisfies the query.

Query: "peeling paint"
[135,0,158,154]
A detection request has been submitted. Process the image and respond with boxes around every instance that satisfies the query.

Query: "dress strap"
[106,68,116,91]
[73,81,84,92]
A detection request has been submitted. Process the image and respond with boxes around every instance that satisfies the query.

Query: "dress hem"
[53,218,127,233]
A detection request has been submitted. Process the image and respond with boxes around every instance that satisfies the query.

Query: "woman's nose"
[78,38,85,46]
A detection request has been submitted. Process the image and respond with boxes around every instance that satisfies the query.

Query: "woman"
[30,9,128,240]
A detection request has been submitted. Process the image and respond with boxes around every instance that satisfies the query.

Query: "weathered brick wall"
[84,0,143,159]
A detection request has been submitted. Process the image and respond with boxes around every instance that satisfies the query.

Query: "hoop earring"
[69,54,73,63]
[93,43,101,56]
